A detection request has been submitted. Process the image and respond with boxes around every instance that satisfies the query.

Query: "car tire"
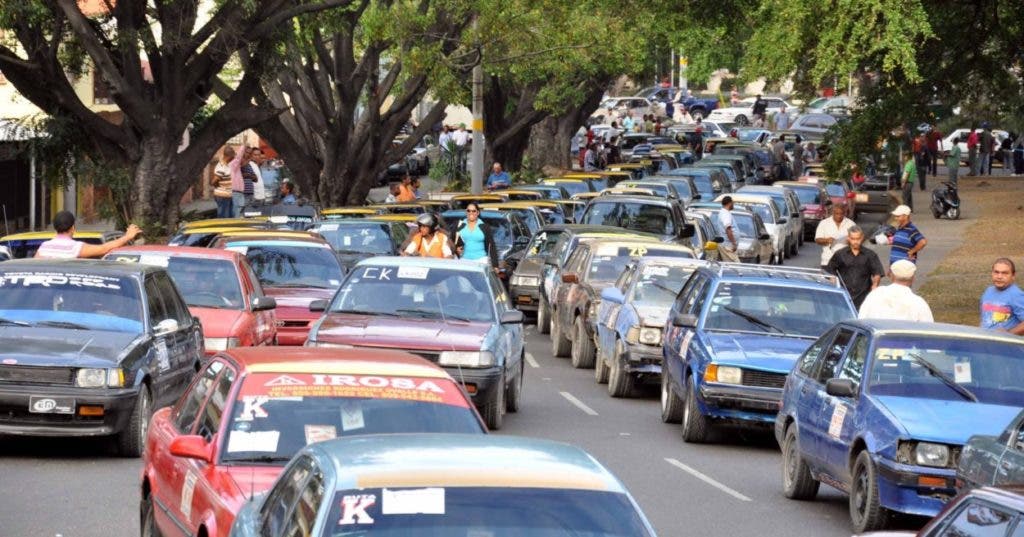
[735,115,749,126]
[782,424,820,500]
[116,386,151,457]
[607,340,637,398]
[850,450,891,533]
[140,494,162,537]
[660,371,684,423]
[681,374,711,443]
[570,315,596,369]
[789,237,799,256]
[948,206,960,219]
[784,239,792,259]
[594,349,610,384]
[538,295,551,334]
[483,370,506,430]
[551,310,571,358]
[505,361,523,413]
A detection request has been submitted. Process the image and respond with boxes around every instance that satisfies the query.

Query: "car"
[550,238,695,368]
[619,180,687,204]
[540,177,597,198]
[320,207,383,220]
[440,209,532,281]
[595,257,707,397]
[806,95,852,114]
[667,121,729,142]
[306,257,525,430]
[619,133,657,159]
[776,320,1024,532]
[0,259,204,455]
[592,96,658,121]
[943,128,1011,164]
[788,113,839,139]
[0,230,125,258]
[693,160,743,190]
[216,235,346,346]
[0,245,9,261]
[664,167,732,198]
[716,193,788,264]
[690,205,774,264]
[685,210,724,261]
[578,195,695,247]
[229,433,658,537]
[367,202,428,215]
[307,219,410,270]
[105,246,278,355]
[821,179,858,219]
[646,175,702,204]
[385,134,436,177]
[517,184,571,200]
[240,204,320,231]
[860,486,1024,537]
[661,264,856,443]
[731,128,773,145]
[140,347,485,537]
[508,225,575,316]
[738,185,804,255]
[168,225,269,248]
[854,171,901,215]
[479,202,547,236]
[773,181,832,239]
[708,96,794,125]
[960,409,1024,491]
[705,153,761,185]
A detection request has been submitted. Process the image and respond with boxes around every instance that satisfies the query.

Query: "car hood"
[872,395,1021,444]
[705,332,813,373]
[225,465,286,505]
[314,314,491,351]
[0,327,143,367]
[264,287,336,309]
[190,307,245,338]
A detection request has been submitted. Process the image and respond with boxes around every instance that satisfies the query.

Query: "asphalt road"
[1,211,922,537]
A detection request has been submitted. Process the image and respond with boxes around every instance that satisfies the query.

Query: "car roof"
[310,433,625,492]
[221,347,452,379]
[179,226,258,235]
[0,258,162,276]
[587,195,674,207]
[353,255,491,274]
[700,262,842,289]
[221,236,331,247]
[635,256,708,268]
[108,245,242,261]
[181,217,268,228]
[844,319,1024,344]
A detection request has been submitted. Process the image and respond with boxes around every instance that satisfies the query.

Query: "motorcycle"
[930,182,961,220]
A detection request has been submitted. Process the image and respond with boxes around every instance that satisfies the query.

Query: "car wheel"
[551,310,571,358]
[782,424,820,500]
[783,239,792,259]
[505,361,523,413]
[483,370,506,430]
[607,340,637,398]
[948,206,960,219]
[681,374,711,443]
[850,450,891,533]
[735,115,749,126]
[570,315,596,369]
[140,494,162,537]
[594,348,610,384]
[116,386,151,457]
[660,371,684,423]
[538,295,551,334]
[789,237,799,256]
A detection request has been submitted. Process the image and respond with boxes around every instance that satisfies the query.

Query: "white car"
[708,96,794,126]
[590,97,663,123]
[942,128,1010,162]
[716,193,789,264]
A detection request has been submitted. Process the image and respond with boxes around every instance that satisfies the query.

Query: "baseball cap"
[890,259,917,279]
[891,205,912,216]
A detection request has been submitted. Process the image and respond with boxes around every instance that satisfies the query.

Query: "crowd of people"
[211,144,291,218]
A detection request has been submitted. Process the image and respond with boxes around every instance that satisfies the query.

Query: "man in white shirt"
[814,204,856,269]
[249,148,266,201]
[774,107,791,131]
[718,196,739,262]
[858,260,934,322]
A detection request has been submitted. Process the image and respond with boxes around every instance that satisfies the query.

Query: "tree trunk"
[130,137,185,230]
[526,85,606,172]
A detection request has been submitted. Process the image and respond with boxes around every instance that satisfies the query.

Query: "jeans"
[215,196,233,218]
[927,148,938,175]
[969,148,978,175]
[231,192,251,217]
[902,180,914,209]
[980,153,991,176]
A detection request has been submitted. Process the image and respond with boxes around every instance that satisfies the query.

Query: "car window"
[673,273,700,312]
[260,456,316,537]
[156,272,191,327]
[929,500,1014,537]
[683,278,710,316]
[145,276,169,328]
[241,260,266,300]
[173,361,224,432]
[799,333,831,376]
[281,467,325,537]
[196,366,236,441]
[837,334,869,385]
[814,328,856,384]
[567,245,591,274]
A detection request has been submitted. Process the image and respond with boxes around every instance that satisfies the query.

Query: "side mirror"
[758,233,771,241]
[154,319,179,336]
[825,378,858,398]
[309,299,328,312]
[514,236,530,246]
[677,223,695,239]
[693,194,703,200]
[169,435,213,463]
[712,235,725,243]
[778,218,788,224]
[251,296,277,312]
[561,273,579,284]
[500,310,524,324]
[600,287,625,304]
[792,212,800,218]
[671,313,698,328]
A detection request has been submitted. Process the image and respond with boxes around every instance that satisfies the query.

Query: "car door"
[241,259,277,346]
[600,268,633,362]
[679,276,711,374]
[820,331,869,478]
[789,331,832,468]
[488,268,522,375]
[257,455,318,537]
[993,416,1024,487]
[923,498,1018,537]
[154,272,202,402]
[557,245,591,335]
[663,273,704,392]
[145,275,178,403]
[801,327,858,473]
[183,363,237,533]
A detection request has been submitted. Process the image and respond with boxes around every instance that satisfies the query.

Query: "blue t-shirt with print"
[980,284,1024,330]
[889,223,924,265]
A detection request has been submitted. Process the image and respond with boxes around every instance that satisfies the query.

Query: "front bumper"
[442,366,503,408]
[697,382,782,424]
[509,284,540,312]
[875,457,957,517]
[0,384,140,437]
[622,342,662,376]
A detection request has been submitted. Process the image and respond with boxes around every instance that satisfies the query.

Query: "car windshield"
[736,131,763,143]
[220,373,481,464]
[0,269,143,332]
[316,223,400,255]
[322,487,653,537]
[790,187,822,205]
[704,282,852,337]
[697,164,737,182]
[233,244,344,289]
[107,254,244,309]
[588,245,692,284]
[332,265,496,323]
[825,183,846,197]
[526,230,565,259]
[625,183,669,197]
[582,202,676,236]
[620,137,651,150]
[632,264,694,304]
[866,336,1024,405]
[686,175,718,197]
[662,179,693,198]
[710,213,757,238]
[550,182,590,197]
[526,187,563,200]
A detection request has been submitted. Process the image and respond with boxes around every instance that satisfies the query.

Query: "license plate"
[29,396,75,414]
[517,295,534,304]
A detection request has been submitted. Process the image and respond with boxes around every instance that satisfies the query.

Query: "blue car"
[776,320,1024,532]
[660,264,856,442]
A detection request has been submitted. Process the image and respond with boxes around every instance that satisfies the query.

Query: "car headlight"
[76,368,125,388]
[439,351,495,368]
[204,337,240,352]
[588,300,600,320]
[705,364,742,385]
[639,327,662,345]
[510,275,540,287]
[915,442,951,468]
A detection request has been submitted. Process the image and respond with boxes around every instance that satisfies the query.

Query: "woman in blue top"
[453,203,498,267]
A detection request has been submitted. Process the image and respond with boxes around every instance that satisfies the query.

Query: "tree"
[0,0,350,230]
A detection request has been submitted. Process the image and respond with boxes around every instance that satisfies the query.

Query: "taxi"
[0,230,124,258]
[105,246,278,354]
[572,191,601,201]
[140,347,484,537]
[229,434,657,537]
[307,219,410,270]
[240,205,320,231]
[176,217,269,230]
[449,193,508,209]
[550,198,587,223]
[479,202,547,235]
[516,184,571,200]
[168,226,266,248]
[206,229,319,249]
[366,203,426,215]
[306,257,525,430]
[500,189,544,201]
[606,162,647,180]
[540,177,596,198]
[508,224,575,315]
[561,173,611,191]
[214,235,345,345]
[413,199,455,212]
[599,186,658,197]
[321,207,381,220]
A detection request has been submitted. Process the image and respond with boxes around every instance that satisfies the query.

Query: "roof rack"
[713,262,841,288]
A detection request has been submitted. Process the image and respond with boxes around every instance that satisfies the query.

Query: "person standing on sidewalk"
[827,226,885,308]
[229,145,257,216]
[967,127,979,176]
[945,142,962,185]
[212,147,235,218]
[913,131,928,192]
[980,258,1024,335]
[814,204,856,270]
[980,122,994,176]
[900,153,916,209]
[858,260,933,322]
[888,204,927,267]
[717,196,740,262]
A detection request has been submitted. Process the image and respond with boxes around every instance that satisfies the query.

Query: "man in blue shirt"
[278,181,297,205]
[485,162,511,190]
[887,205,927,268]
[980,258,1024,334]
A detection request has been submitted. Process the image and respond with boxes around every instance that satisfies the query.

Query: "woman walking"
[212,147,235,218]
[453,203,497,268]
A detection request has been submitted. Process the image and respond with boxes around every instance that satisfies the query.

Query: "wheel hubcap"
[854,470,867,514]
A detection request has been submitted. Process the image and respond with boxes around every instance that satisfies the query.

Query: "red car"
[139,347,485,537]
[797,176,857,219]
[105,246,277,354]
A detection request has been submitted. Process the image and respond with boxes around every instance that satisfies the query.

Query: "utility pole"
[470,18,484,194]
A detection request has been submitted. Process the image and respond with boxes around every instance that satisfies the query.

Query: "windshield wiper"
[335,309,401,317]
[394,308,474,323]
[227,455,293,464]
[722,306,785,334]
[0,317,31,327]
[36,320,89,330]
[906,352,978,402]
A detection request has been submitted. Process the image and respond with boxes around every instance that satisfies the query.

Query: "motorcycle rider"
[402,213,454,258]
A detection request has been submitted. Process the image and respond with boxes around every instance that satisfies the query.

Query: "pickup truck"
[634,87,719,119]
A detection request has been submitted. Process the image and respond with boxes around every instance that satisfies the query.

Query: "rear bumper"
[0,384,139,437]
[510,284,540,312]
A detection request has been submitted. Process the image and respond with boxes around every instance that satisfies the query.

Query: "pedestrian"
[237,146,260,212]
[397,175,417,202]
[248,147,267,202]
[452,203,498,267]
[980,122,994,176]
[804,141,817,164]
[826,226,885,308]
[792,139,805,179]
[654,117,663,136]
[926,125,942,176]
[259,152,281,195]
[815,204,856,269]
[603,121,620,144]
[644,114,655,133]
[1013,135,1024,175]
[717,196,740,262]
[212,147,235,218]
[439,125,452,154]
[622,112,635,133]
[385,182,402,203]
[583,143,598,171]
[278,181,297,205]
[453,123,470,171]
[35,210,142,259]
[771,137,790,181]
[999,135,1013,176]
[411,177,423,199]
[945,140,962,185]
[664,99,675,122]
[913,131,928,192]
[228,144,250,217]
[887,204,927,267]
[485,162,511,190]
[850,162,866,186]
[967,126,979,176]
[774,106,791,131]
[858,260,934,321]
[730,85,740,106]
[979,258,1024,334]
[402,213,454,258]
[900,152,916,209]
[751,94,767,125]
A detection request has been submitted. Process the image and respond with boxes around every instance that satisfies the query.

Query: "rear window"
[107,254,244,309]
[790,187,822,205]
[229,243,344,290]
[315,223,401,255]
[825,183,846,197]
[582,201,676,236]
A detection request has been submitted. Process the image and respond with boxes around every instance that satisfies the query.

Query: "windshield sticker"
[237,395,271,421]
[269,215,289,223]
[265,375,306,387]
[382,488,446,516]
[643,266,670,277]
[240,373,469,407]
[343,235,352,246]
[875,348,906,362]
[243,211,263,217]
[340,494,377,525]
[154,339,170,371]
[320,224,339,232]
[139,254,170,268]
[954,361,972,384]
[181,471,198,520]
[226,430,280,453]
[628,246,649,257]
[304,424,337,445]
[828,403,847,439]
[397,266,430,280]
[361,267,393,280]
[340,401,366,431]
[225,246,248,255]
[0,272,123,290]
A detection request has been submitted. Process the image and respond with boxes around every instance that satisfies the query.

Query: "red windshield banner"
[239,373,469,408]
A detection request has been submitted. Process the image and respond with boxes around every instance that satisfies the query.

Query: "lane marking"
[525,352,539,368]
[664,458,752,502]
[559,391,598,416]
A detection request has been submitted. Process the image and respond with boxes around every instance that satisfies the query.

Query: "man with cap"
[980,258,1024,335]
[887,205,927,269]
[35,211,142,259]
[402,213,454,259]
[858,260,933,322]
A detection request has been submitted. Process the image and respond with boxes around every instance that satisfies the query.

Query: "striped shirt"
[889,223,924,265]
[241,163,257,195]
